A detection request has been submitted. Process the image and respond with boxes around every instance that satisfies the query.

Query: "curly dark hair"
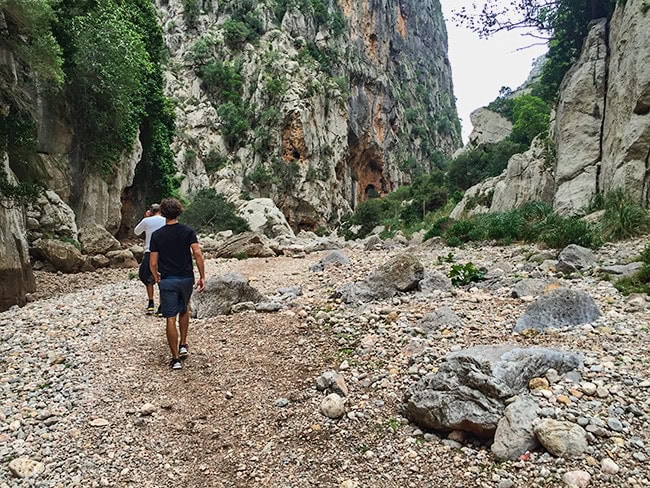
[160,198,184,220]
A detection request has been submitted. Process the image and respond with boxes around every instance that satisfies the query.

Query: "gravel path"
[1,240,649,487]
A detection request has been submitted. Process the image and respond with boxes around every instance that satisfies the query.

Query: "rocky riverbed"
[1,237,649,487]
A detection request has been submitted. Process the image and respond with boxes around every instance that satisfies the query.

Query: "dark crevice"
[595,17,611,196]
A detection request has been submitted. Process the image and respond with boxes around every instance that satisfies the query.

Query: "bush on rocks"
[181,189,250,234]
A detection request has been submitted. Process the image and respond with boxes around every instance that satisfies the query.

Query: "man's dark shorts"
[158,277,194,318]
[139,252,154,285]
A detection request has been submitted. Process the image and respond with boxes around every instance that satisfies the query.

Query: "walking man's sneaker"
[179,344,189,359]
[146,305,155,315]
[154,307,163,317]
[170,358,182,370]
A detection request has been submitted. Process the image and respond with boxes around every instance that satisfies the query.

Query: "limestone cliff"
[453,0,650,217]
[158,0,461,230]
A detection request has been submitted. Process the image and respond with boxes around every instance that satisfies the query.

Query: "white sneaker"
[170,358,182,370]
[179,344,189,359]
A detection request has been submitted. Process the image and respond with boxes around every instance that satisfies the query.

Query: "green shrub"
[447,139,527,191]
[217,102,249,149]
[536,214,601,249]
[180,189,250,234]
[510,94,551,146]
[223,18,251,48]
[198,60,243,103]
[449,262,486,286]
[598,189,650,241]
[424,217,453,241]
[182,0,200,28]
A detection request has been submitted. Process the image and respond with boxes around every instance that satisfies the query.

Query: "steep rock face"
[552,19,608,215]
[454,4,650,217]
[490,137,555,213]
[0,155,35,310]
[600,0,650,202]
[157,0,460,230]
[463,108,513,153]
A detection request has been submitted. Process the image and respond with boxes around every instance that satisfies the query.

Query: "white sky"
[439,1,549,142]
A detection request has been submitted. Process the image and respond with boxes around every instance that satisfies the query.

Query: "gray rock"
[336,254,424,304]
[309,250,350,272]
[514,288,601,333]
[563,470,591,488]
[417,306,462,334]
[8,457,45,478]
[404,345,582,436]
[512,278,561,298]
[599,261,643,278]
[214,232,276,259]
[419,271,452,292]
[364,235,384,251]
[78,225,121,255]
[316,370,349,397]
[256,302,282,313]
[534,419,588,458]
[320,393,345,419]
[31,238,84,273]
[193,272,265,318]
[106,249,138,269]
[556,245,596,273]
[491,396,540,460]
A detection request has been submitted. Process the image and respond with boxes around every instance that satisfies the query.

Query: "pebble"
[139,403,156,416]
[607,417,624,432]
[563,470,591,488]
[601,458,620,474]
[320,394,345,419]
[8,458,45,478]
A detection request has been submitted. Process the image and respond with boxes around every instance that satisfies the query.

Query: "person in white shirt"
[134,204,166,314]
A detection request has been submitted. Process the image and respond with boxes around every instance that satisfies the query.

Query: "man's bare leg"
[166,317,179,358]
[179,311,189,346]
[146,283,154,301]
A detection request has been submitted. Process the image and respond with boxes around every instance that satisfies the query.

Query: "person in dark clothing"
[134,203,166,315]
[150,198,206,370]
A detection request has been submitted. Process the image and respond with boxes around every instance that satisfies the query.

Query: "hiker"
[134,203,166,315]
[149,198,206,370]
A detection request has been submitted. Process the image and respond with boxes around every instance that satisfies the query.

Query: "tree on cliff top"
[454,0,618,101]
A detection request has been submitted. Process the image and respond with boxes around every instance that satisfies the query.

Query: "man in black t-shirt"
[150,198,206,370]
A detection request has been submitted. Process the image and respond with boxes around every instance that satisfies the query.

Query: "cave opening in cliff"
[365,184,380,199]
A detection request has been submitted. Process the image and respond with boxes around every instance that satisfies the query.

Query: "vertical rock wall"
[158,0,460,230]
[600,0,650,203]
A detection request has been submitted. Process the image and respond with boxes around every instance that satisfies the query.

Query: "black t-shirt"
[150,223,198,279]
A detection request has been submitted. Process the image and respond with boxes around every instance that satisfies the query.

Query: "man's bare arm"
[149,251,160,284]
[191,242,205,292]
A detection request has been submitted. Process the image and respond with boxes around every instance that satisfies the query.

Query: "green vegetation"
[449,262,486,286]
[434,202,601,249]
[180,189,250,234]
[275,0,346,36]
[447,139,527,191]
[593,189,650,242]
[340,171,457,240]
[615,243,650,296]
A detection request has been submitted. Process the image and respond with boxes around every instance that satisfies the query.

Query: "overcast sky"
[439,0,548,142]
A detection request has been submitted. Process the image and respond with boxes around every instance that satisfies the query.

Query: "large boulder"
[309,250,350,272]
[193,272,265,318]
[213,232,276,258]
[404,345,582,437]
[31,238,84,273]
[534,419,588,459]
[26,190,78,242]
[336,254,424,304]
[556,244,596,273]
[237,198,295,238]
[417,306,462,335]
[466,107,513,148]
[514,288,601,333]
[552,20,608,215]
[419,271,453,292]
[491,396,540,460]
[512,278,561,298]
[78,225,121,255]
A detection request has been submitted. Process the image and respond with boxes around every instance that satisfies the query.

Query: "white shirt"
[134,215,166,252]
